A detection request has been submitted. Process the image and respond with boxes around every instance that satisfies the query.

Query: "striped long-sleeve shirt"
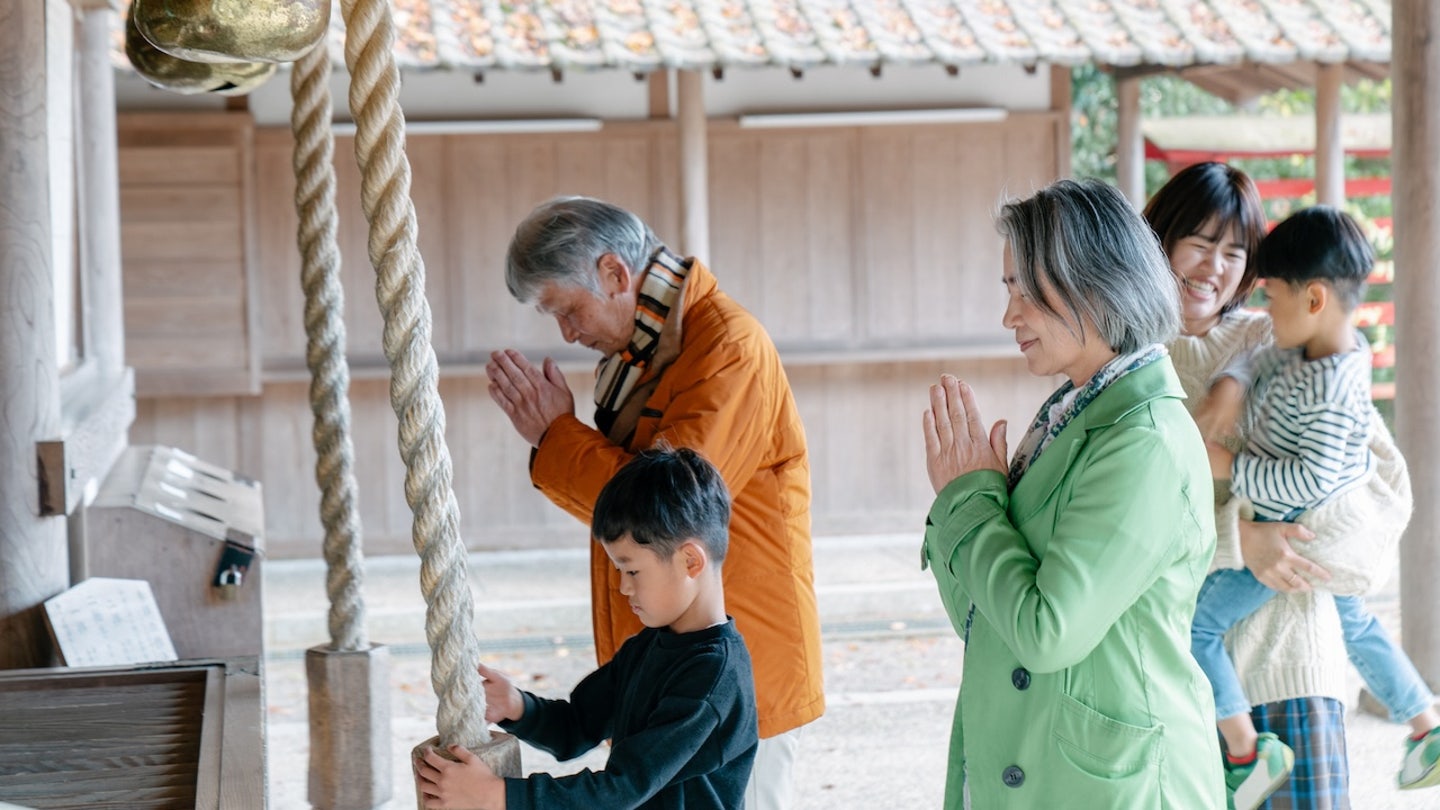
[1232,332,1376,521]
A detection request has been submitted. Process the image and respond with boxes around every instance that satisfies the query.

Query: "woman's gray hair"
[997,179,1180,353]
[505,196,662,303]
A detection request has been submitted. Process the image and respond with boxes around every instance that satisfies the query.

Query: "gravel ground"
[263,540,1437,809]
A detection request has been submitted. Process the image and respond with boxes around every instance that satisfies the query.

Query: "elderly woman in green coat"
[922,179,1225,807]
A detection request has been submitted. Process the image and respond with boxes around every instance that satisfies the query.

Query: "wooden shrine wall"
[121,111,1064,557]
[119,113,260,397]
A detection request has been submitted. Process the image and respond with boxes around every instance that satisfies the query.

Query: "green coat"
[923,358,1224,808]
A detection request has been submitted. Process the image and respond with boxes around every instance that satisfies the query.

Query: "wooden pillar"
[648,70,670,120]
[1394,0,1440,686]
[1115,73,1145,208]
[76,0,126,376]
[1051,66,1072,179]
[0,0,67,670]
[1314,62,1345,208]
[676,69,710,260]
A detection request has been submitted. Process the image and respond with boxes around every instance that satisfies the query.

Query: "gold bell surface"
[208,63,280,96]
[126,11,278,96]
[132,0,330,64]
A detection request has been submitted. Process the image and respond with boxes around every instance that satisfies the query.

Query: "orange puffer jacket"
[531,260,825,738]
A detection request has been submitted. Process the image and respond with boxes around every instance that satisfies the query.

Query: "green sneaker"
[1398,726,1440,790]
[1225,732,1294,810]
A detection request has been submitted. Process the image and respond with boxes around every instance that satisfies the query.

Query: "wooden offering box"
[0,658,264,809]
[81,445,265,661]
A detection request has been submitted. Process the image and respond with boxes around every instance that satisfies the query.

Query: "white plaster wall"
[116,62,1052,124]
[696,62,1050,116]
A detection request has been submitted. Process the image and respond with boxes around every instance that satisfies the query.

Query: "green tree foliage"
[1069,64,1121,183]
[1068,64,1392,218]
[1069,64,1232,187]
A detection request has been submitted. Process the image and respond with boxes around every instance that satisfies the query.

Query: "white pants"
[744,726,804,810]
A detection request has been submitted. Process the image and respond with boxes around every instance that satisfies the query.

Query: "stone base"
[412,731,522,807]
[307,644,393,810]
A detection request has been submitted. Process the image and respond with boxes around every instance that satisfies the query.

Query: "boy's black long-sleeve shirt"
[501,619,758,809]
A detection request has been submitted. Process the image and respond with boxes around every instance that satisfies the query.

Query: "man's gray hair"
[997,179,1180,353]
[505,196,662,303]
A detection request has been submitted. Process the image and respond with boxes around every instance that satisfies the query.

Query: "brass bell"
[126,11,278,96]
[207,64,281,96]
[132,0,330,64]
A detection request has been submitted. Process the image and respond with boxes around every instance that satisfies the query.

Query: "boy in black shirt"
[416,446,759,809]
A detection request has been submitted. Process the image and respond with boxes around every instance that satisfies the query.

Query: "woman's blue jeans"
[1191,567,1435,723]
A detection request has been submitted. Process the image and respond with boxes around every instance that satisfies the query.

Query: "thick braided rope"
[338,0,488,746]
[290,41,368,653]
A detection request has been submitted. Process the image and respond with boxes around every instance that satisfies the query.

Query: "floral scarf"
[1006,344,1169,490]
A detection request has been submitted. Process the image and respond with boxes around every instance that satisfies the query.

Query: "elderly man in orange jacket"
[485,196,824,809]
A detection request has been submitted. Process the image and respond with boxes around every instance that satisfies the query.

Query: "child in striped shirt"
[1192,206,1440,810]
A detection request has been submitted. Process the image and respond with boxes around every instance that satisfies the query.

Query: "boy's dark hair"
[592,446,731,563]
[1143,161,1268,317]
[1256,205,1372,311]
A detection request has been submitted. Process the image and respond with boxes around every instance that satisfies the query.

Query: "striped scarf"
[593,246,692,436]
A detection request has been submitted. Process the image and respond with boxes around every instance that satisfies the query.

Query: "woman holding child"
[921,178,1224,807]
[1147,162,1424,809]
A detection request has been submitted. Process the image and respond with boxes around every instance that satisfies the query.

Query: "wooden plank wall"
[119,113,260,397]
[126,113,1063,558]
[252,121,681,370]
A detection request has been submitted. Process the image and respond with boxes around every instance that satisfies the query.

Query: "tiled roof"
[113,0,1391,74]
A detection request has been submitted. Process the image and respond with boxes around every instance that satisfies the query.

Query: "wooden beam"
[1115,74,1144,207]
[676,70,710,259]
[1176,67,1263,107]
[1050,65,1072,178]
[0,0,67,670]
[1314,62,1345,207]
[239,110,262,396]
[648,70,670,119]
[1111,64,1173,82]
[1394,0,1440,688]
[1049,64,1072,112]
[76,0,126,376]
[219,659,267,809]
[59,0,137,518]
[38,369,135,516]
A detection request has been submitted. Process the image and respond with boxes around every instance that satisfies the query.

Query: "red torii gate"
[1143,111,1393,200]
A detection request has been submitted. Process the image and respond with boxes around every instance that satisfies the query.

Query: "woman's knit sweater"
[1169,308,1412,707]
